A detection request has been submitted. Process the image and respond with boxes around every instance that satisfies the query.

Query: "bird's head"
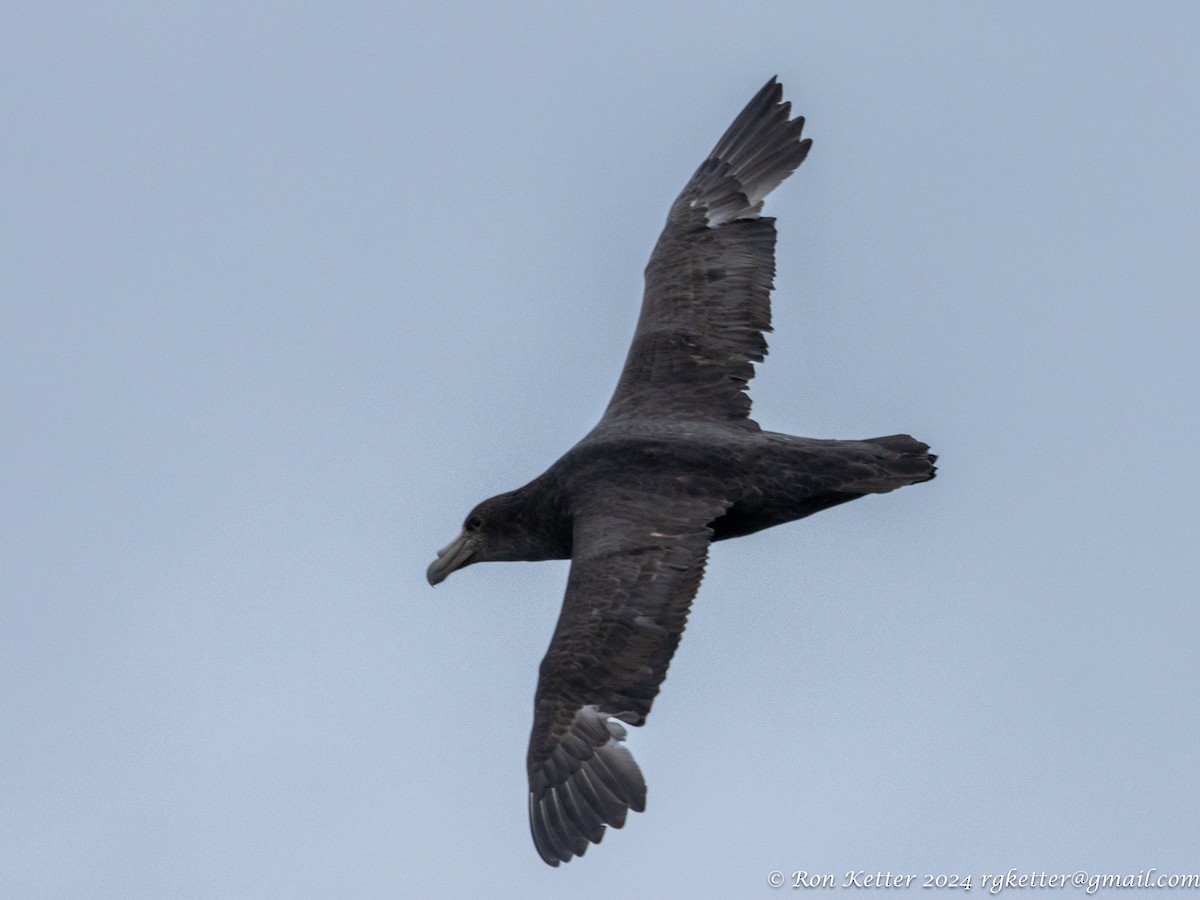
[426,489,553,586]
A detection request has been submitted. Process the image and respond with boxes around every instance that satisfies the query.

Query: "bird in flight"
[427,77,936,866]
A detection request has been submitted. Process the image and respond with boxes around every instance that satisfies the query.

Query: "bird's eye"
[465,516,483,532]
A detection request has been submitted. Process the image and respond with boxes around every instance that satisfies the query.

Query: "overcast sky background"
[4,3,1199,898]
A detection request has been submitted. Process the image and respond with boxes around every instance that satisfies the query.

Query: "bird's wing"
[601,77,811,429]
[526,483,731,866]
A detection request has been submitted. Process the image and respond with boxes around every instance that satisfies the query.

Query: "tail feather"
[842,434,937,493]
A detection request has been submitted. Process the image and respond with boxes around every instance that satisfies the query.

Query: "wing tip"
[691,77,811,226]
[529,705,648,866]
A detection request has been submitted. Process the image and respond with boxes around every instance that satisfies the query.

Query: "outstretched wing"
[601,77,811,429]
[526,486,730,866]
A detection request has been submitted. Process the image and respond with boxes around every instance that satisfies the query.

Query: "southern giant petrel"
[427,77,936,866]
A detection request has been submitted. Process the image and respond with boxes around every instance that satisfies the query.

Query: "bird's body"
[427,78,936,866]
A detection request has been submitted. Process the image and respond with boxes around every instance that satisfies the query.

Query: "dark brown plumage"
[427,78,936,866]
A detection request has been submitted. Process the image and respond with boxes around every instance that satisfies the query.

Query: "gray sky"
[4,2,1198,898]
